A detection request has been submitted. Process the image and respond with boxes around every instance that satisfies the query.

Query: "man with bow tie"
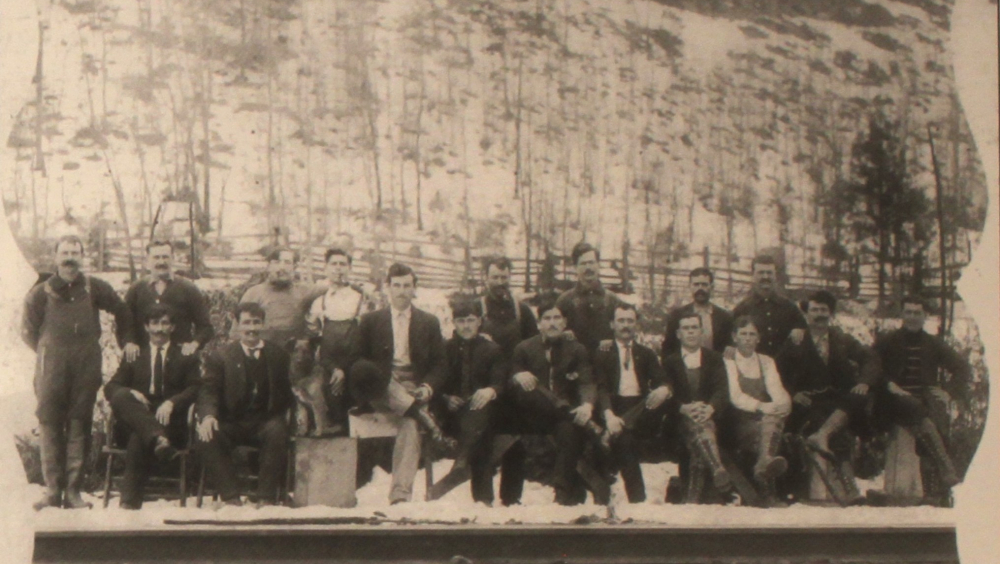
[104,304,200,509]
[593,303,670,503]
[507,300,598,506]
[195,302,293,506]
[556,242,626,358]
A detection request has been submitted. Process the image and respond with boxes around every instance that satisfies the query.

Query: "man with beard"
[304,248,375,430]
[104,304,200,509]
[507,300,598,506]
[350,263,451,504]
[478,256,538,358]
[196,302,293,506]
[427,299,506,503]
[122,240,214,363]
[776,290,877,504]
[556,242,625,357]
[22,235,131,510]
[239,247,320,344]
[872,296,971,491]
[731,255,806,358]
[593,303,671,503]
[662,267,734,356]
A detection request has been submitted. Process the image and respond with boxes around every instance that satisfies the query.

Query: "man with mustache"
[239,247,321,345]
[195,302,294,506]
[662,267,734,356]
[776,290,878,503]
[22,235,131,510]
[104,304,200,509]
[731,255,806,358]
[478,256,538,358]
[121,240,214,363]
[556,242,625,357]
[593,303,670,503]
[872,296,971,495]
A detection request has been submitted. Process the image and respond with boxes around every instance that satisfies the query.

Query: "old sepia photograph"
[0,0,997,562]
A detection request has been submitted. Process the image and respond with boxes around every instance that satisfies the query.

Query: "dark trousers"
[35,342,103,424]
[441,402,496,504]
[604,396,646,503]
[196,413,289,503]
[110,393,188,508]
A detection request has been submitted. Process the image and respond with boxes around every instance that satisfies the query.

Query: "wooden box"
[293,437,358,508]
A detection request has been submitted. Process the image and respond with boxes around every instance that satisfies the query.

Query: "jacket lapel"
[226,342,248,413]
[137,347,153,396]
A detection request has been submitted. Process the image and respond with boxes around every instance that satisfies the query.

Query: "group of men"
[23,235,971,510]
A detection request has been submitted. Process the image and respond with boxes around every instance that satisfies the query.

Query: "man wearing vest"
[304,247,374,430]
[196,303,294,506]
[556,242,625,358]
[121,239,214,363]
[873,296,970,492]
[593,303,671,503]
[662,313,732,502]
[104,304,200,509]
[662,267,734,357]
[478,256,538,358]
[22,235,131,510]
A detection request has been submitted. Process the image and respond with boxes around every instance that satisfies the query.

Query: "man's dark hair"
[750,254,777,272]
[677,311,703,328]
[689,267,714,283]
[324,247,352,265]
[234,302,267,323]
[536,298,565,319]
[266,246,299,264]
[732,315,757,333]
[483,255,513,274]
[613,302,638,318]
[451,298,482,319]
[146,239,174,254]
[805,290,837,313]
[900,295,927,311]
[144,303,175,326]
[570,242,599,265]
[54,235,85,254]
[386,262,418,285]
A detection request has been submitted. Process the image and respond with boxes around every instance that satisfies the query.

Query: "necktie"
[153,347,164,397]
[623,343,632,371]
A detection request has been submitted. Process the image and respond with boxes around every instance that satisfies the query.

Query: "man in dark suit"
[507,299,598,506]
[104,304,200,509]
[428,298,506,503]
[195,302,294,506]
[731,255,806,357]
[872,296,970,490]
[555,242,626,357]
[662,267,734,356]
[662,313,732,500]
[594,303,671,503]
[352,262,449,504]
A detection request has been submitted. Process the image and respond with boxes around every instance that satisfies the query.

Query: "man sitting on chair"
[196,302,294,507]
[104,304,200,509]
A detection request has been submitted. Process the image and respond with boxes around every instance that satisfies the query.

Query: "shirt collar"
[692,302,713,314]
[151,341,171,354]
[391,305,412,319]
[576,281,604,296]
[681,347,702,368]
[49,273,83,291]
[241,341,264,357]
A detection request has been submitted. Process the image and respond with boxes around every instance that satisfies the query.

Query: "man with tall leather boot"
[22,235,131,510]
[104,304,200,509]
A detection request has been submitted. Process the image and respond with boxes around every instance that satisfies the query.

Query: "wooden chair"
[101,405,194,508]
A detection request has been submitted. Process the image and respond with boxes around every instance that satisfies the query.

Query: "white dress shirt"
[616,339,641,397]
[306,284,364,335]
[681,347,702,369]
[391,306,412,368]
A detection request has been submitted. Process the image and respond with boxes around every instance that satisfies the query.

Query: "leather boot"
[913,418,960,488]
[754,415,788,482]
[408,405,457,452]
[684,461,706,504]
[691,423,731,492]
[33,424,64,511]
[63,420,92,509]
[806,409,849,460]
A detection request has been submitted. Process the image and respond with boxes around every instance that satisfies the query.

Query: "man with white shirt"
[195,303,294,506]
[104,304,200,509]
[304,248,374,429]
[662,313,732,502]
[593,304,670,503]
[351,263,449,504]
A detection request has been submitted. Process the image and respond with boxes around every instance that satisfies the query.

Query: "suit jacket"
[196,340,293,422]
[662,347,729,416]
[593,340,666,414]
[874,328,971,396]
[104,343,200,409]
[441,333,506,398]
[512,334,597,406]
[776,327,880,395]
[662,302,734,357]
[354,307,447,391]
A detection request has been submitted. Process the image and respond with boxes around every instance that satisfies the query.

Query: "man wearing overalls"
[22,235,131,510]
